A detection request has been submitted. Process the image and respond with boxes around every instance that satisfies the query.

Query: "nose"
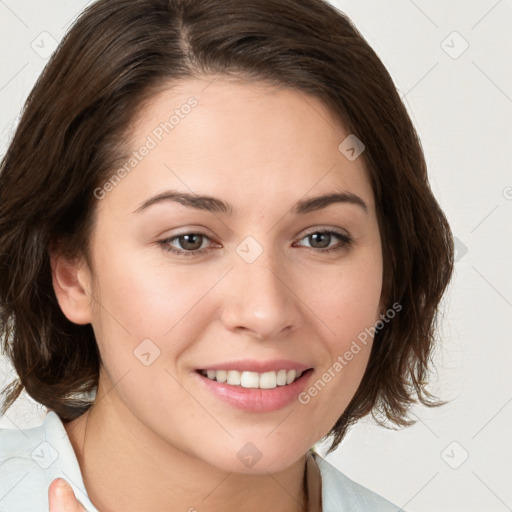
[220,242,299,340]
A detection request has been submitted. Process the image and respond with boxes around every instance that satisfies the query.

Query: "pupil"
[310,232,330,248]
[180,234,202,250]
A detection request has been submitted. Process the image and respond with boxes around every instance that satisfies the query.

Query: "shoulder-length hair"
[0,0,453,453]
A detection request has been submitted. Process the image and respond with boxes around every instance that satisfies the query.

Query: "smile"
[197,368,304,389]
[194,368,314,413]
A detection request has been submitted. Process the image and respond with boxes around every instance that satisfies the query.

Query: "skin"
[48,479,87,512]
[49,76,383,512]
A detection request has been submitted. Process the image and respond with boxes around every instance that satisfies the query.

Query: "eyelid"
[158,226,354,257]
[299,226,351,239]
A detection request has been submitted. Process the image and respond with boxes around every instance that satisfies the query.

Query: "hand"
[48,478,87,512]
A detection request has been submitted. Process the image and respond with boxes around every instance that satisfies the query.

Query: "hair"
[0,0,453,453]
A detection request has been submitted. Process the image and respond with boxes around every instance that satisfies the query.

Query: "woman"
[0,0,454,510]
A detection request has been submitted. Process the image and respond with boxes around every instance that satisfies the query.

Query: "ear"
[50,248,93,325]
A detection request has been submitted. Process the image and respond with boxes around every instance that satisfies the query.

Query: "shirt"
[0,410,404,511]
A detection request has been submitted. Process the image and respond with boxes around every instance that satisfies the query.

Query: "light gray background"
[0,1,511,511]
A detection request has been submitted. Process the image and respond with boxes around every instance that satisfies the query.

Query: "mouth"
[194,367,314,413]
[195,368,312,389]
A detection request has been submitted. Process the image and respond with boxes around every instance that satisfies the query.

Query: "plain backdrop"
[0,1,511,511]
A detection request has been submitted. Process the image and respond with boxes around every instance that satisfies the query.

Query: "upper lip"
[197,359,312,373]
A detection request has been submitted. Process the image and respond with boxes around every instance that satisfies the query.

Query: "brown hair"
[0,0,453,453]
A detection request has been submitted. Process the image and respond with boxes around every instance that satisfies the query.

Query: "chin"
[202,440,307,475]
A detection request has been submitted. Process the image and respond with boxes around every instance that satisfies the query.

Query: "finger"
[48,478,87,512]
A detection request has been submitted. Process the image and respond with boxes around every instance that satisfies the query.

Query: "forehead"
[101,76,375,217]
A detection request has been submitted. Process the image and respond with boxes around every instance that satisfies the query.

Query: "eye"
[158,228,353,257]
[294,229,353,254]
[159,232,214,257]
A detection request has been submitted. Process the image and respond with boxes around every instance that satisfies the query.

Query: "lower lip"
[194,369,314,413]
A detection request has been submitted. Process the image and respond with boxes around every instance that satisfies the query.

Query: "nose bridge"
[220,235,297,339]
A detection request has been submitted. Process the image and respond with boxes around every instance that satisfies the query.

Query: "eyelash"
[158,229,353,257]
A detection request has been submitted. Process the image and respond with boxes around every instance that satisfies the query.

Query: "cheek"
[307,251,383,345]
[88,241,231,381]
[90,242,213,338]
[297,250,382,421]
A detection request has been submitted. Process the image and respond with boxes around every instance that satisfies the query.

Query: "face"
[67,77,383,474]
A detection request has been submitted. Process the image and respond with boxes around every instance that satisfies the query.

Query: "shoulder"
[313,452,405,512]
[0,411,96,512]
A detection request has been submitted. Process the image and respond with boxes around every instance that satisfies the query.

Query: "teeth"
[276,369,287,386]
[241,371,260,388]
[227,370,241,385]
[199,369,304,389]
[260,371,277,389]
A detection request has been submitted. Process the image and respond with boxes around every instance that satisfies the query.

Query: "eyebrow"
[133,189,368,215]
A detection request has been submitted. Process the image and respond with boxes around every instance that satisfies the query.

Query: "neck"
[63,387,309,512]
